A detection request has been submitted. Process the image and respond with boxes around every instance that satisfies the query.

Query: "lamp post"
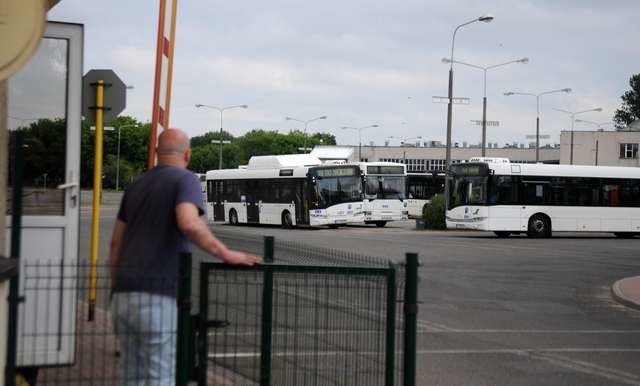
[342,124,379,161]
[553,107,603,165]
[115,124,139,191]
[575,119,613,131]
[444,14,493,207]
[443,57,528,156]
[196,104,248,168]
[504,88,572,162]
[285,115,327,153]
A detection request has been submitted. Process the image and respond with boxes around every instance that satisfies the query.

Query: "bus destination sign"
[367,166,405,175]
[449,163,489,177]
[316,167,356,177]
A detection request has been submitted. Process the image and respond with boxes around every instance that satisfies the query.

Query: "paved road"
[85,195,640,386]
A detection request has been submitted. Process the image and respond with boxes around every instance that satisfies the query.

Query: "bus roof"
[482,161,640,179]
[247,154,322,169]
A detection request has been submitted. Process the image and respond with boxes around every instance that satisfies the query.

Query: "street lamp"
[444,14,493,207]
[575,119,613,131]
[443,57,528,156]
[552,107,603,165]
[341,124,379,161]
[196,104,248,169]
[504,88,572,162]
[115,124,139,191]
[285,115,327,153]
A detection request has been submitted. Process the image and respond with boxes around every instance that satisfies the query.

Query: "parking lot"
[86,203,640,385]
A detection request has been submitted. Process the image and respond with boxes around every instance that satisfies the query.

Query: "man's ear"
[185,149,192,164]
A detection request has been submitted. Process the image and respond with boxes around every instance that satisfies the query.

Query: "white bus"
[206,154,364,228]
[358,162,408,227]
[406,172,445,218]
[446,157,640,238]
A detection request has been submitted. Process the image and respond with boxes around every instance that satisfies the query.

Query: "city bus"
[406,172,445,218]
[206,154,364,228]
[358,161,408,227]
[446,157,640,238]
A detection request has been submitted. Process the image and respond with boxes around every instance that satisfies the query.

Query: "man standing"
[109,128,259,385]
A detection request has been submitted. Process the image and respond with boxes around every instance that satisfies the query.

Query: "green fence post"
[5,132,25,386]
[260,236,274,386]
[404,253,419,386]
[175,253,192,386]
[385,264,397,386]
[197,262,209,385]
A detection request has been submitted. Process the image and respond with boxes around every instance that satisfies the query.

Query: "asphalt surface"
[82,191,640,386]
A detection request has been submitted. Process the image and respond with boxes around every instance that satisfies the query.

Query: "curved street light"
[285,115,327,153]
[195,104,248,169]
[342,124,379,161]
[552,106,603,164]
[445,14,494,165]
[575,119,613,131]
[444,14,493,207]
[504,88,572,162]
[443,57,528,156]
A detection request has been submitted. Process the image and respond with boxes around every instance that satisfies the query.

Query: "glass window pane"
[8,38,68,216]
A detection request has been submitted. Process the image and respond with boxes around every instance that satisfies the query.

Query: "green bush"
[422,194,446,230]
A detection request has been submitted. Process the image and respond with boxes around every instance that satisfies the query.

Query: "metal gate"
[176,236,418,386]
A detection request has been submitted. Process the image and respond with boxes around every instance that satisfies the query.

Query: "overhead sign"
[82,69,127,124]
[471,120,500,126]
[432,96,470,105]
[0,0,45,80]
[525,135,551,139]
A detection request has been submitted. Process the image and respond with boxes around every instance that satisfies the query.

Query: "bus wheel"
[281,211,293,229]
[375,221,387,228]
[229,209,238,225]
[614,232,636,238]
[527,214,551,238]
[494,231,511,238]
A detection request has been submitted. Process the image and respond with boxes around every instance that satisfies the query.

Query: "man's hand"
[221,249,261,266]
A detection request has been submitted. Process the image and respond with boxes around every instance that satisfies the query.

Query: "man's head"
[156,128,191,168]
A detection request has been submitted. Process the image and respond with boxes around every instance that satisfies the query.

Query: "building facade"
[560,129,640,167]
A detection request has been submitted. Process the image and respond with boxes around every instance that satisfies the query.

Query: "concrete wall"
[560,131,640,167]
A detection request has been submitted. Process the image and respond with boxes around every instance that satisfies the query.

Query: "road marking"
[528,351,640,386]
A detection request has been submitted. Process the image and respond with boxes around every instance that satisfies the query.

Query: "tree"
[614,73,640,129]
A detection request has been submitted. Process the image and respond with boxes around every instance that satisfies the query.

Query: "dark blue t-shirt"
[113,165,204,297]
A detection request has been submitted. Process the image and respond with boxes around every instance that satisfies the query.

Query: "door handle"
[58,181,79,207]
[57,182,78,190]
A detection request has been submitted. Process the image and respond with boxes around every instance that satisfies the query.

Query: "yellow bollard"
[88,80,104,321]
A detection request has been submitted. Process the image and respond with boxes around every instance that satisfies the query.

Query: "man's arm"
[176,202,260,265]
[109,219,127,282]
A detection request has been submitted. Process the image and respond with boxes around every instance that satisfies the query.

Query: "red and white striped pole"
[148,0,178,169]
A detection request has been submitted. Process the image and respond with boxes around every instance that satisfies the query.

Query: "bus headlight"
[403,202,408,208]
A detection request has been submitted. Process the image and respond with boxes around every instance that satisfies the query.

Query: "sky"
[47,0,640,148]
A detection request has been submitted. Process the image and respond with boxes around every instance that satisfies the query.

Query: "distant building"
[560,124,640,167]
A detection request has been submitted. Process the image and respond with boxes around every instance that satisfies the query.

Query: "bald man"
[109,128,259,386]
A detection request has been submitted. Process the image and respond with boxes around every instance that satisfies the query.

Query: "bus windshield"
[312,166,362,208]
[365,175,406,200]
[448,176,487,209]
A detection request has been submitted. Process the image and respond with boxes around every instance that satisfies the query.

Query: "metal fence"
[7,237,418,386]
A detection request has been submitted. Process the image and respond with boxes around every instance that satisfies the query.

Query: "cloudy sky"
[49,0,639,147]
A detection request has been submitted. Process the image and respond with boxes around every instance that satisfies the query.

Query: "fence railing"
[7,236,418,386]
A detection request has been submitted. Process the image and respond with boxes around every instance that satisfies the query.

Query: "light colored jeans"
[111,292,177,386]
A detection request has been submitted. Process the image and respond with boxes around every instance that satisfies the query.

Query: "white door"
[5,22,83,367]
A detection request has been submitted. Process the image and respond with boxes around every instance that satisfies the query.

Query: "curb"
[611,276,640,311]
